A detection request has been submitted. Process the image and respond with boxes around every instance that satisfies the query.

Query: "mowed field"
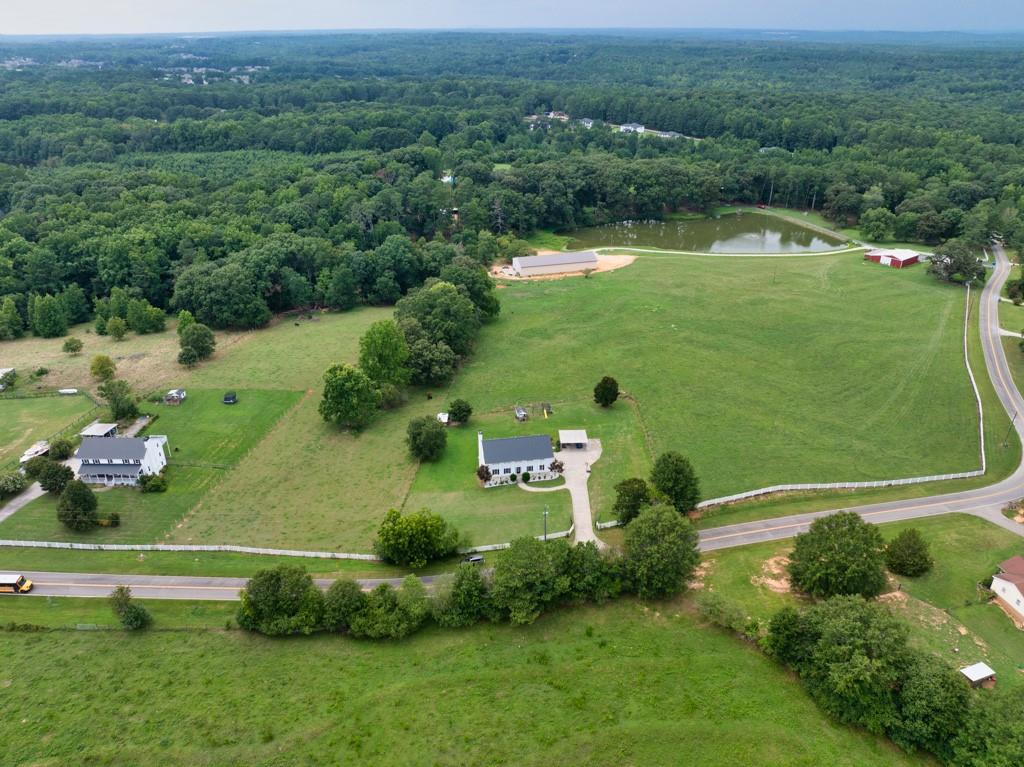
[703,514,1024,686]
[0,394,97,467]
[0,600,926,767]
[448,253,977,503]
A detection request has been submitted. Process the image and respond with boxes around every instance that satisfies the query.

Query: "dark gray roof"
[78,463,142,479]
[482,435,554,465]
[512,251,598,269]
[76,436,147,461]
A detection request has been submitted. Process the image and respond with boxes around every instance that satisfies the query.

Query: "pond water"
[566,212,843,254]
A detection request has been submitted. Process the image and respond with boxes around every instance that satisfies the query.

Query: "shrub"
[447,398,472,424]
[624,504,700,599]
[48,438,74,461]
[98,379,139,421]
[62,337,83,355]
[110,585,151,630]
[57,480,98,531]
[237,565,325,636]
[106,316,128,340]
[593,375,620,407]
[559,541,622,604]
[521,471,531,483]
[491,537,569,625]
[613,477,653,524]
[106,512,121,527]
[323,578,368,633]
[139,473,168,493]
[885,529,934,577]
[476,464,492,483]
[432,564,492,628]
[90,354,116,381]
[22,455,51,480]
[373,508,459,568]
[32,367,48,378]
[549,459,564,474]
[0,471,28,497]
[178,322,216,366]
[37,461,74,495]
[348,578,429,640]
[649,452,701,513]
[788,512,887,599]
[406,415,447,461]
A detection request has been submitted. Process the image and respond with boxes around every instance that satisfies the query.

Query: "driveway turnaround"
[519,438,604,547]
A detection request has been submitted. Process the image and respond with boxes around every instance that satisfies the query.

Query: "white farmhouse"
[477,431,556,487]
[619,122,645,134]
[75,435,169,487]
[991,555,1024,624]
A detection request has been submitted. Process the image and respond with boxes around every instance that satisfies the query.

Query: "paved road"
[17,570,441,601]
[9,246,1024,601]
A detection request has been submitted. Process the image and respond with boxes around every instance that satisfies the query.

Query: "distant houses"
[619,122,645,134]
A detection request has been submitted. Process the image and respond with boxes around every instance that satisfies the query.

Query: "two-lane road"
[9,245,1024,601]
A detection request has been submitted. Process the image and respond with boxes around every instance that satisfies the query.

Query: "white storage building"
[511,251,598,277]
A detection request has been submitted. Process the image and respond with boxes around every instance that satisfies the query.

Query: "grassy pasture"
[0,600,924,767]
[458,253,978,509]
[0,394,96,467]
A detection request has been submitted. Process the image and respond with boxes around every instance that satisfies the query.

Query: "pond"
[565,212,844,254]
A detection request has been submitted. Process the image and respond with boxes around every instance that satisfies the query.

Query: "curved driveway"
[13,246,1024,601]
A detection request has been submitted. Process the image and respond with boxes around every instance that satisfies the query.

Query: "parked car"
[223,391,238,405]
[462,555,484,565]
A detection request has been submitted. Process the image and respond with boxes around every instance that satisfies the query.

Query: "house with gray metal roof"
[511,251,598,278]
[477,431,557,487]
[75,435,169,487]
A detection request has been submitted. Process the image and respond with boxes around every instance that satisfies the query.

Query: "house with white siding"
[75,435,169,487]
[477,431,556,486]
[991,555,1024,625]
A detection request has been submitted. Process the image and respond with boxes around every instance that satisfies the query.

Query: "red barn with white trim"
[864,248,921,269]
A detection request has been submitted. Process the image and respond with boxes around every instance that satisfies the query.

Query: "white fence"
[460,523,575,553]
[599,284,987,527]
[0,539,380,560]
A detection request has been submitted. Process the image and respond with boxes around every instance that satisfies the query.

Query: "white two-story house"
[75,435,169,487]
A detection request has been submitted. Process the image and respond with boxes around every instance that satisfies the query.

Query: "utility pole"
[543,505,549,541]
[1003,411,1018,448]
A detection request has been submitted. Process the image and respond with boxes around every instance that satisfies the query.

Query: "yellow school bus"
[0,573,33,594]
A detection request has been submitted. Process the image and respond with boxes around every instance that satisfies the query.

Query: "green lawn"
[524,228,574,251]
[0,389,299,543]
[0,394,97,468]
[0,600,926,767]
[405,402,647,544]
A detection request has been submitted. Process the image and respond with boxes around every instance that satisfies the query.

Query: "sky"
[1,0,1021,36]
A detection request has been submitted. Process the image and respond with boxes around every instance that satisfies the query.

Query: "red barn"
[864,248,921,269]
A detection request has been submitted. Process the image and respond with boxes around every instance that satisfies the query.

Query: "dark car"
[223,391,238,405]
[462,555,484,565]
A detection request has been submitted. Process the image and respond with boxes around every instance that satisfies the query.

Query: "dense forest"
[1,32,1023,337]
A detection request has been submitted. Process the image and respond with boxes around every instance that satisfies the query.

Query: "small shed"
[79,421,118,439]
[960,662,997,688]
[559,429,589,449]
[864,249,921,269]
[436,412,450,426]
[164,388,187,405]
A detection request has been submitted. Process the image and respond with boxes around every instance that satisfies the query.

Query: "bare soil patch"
[752,555,791,594]
[689,560,714,590]
[994,596,1024,630]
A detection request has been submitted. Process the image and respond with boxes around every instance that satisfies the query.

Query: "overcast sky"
[1,1,1021,36]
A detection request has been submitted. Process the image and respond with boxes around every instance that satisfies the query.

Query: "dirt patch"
[752,555,791,594]
[879,590,909,605]
[689,560,714,590]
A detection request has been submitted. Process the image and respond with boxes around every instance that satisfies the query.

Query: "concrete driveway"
[520,439,604,547]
